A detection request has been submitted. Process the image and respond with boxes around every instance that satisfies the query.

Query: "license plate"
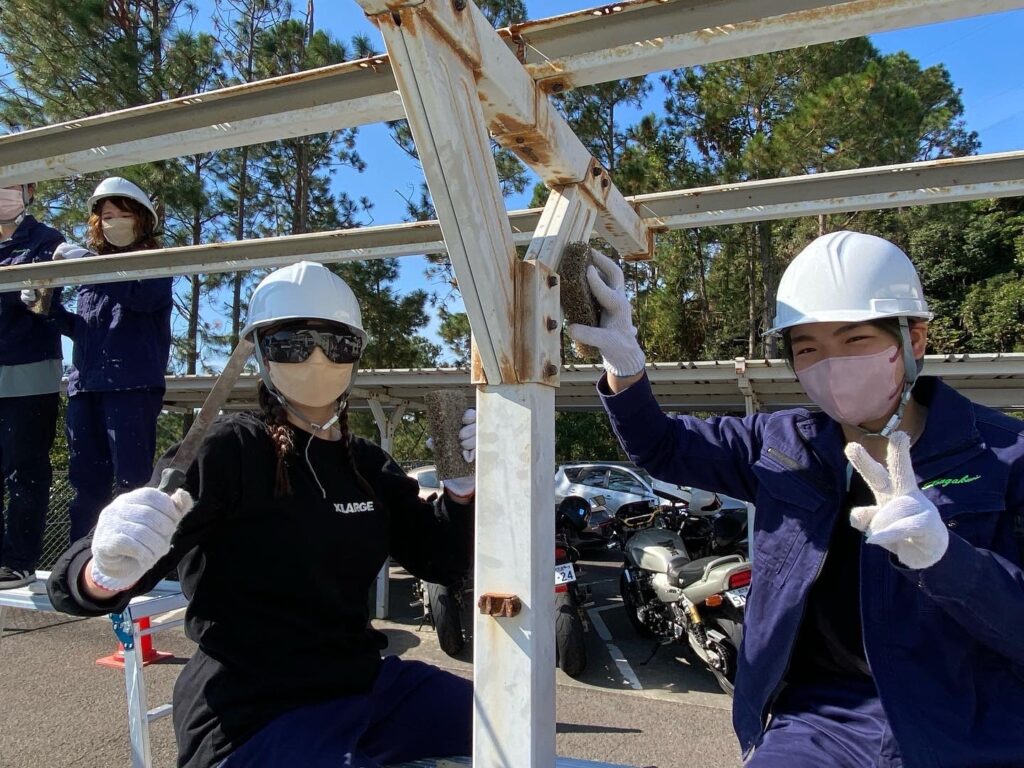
[725,585,749,608]
[555,563,577,585]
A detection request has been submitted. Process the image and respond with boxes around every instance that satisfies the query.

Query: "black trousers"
[0,392,59,571]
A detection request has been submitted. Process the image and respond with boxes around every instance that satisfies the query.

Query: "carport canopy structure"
[162,354,1024,421]
[3,1,1024,766]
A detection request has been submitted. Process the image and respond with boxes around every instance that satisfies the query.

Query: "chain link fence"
[37,472,75,570]
[1,471,75,571]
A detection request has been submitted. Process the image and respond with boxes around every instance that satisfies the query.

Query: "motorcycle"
[611,508,751,695]
[413,496,598,677]
[657,488,750,560]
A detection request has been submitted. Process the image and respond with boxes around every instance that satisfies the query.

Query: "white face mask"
[0,188,26,224]
[102,217,138,247]
[268,351,354,409]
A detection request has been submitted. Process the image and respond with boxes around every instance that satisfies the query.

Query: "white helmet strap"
[859,316,918,439]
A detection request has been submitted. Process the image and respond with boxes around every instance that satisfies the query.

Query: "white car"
[407,464,441,500]
[555,463,670,516]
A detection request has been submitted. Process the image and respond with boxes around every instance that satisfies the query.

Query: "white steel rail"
[3,0,1022,186]
[1,151,1022,292]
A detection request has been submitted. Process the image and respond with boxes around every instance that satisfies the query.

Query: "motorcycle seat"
[667,555,722,588]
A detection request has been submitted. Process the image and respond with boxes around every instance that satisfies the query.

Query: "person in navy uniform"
[0,181,67,589]
[51,177,172,542]
[49,261,477,768]
[569,232,1024,768]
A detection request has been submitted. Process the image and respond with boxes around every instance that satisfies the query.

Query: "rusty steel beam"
[1,150,1020,292]
[4,0,1021,186]
[519,0,1024,91]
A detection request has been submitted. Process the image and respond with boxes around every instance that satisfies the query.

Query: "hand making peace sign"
[844,431,950,570]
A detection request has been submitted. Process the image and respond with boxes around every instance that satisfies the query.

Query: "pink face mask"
[0,188,25,224]
[796,345,903,427]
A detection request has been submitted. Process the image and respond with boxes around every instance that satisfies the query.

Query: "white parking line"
[586,605,643,691]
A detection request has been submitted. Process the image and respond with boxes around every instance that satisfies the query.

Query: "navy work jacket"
[0,215,63,366]
[52,260,171,395]
[602,374,1024,768]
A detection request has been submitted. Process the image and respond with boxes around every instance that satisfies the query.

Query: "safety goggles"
[260,325,363,364]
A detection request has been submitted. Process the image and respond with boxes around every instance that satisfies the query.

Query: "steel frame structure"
[2,150,1023,292]
[2,0,1023,765]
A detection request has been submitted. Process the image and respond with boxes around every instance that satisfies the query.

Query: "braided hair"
[258,382,296,497]
[257,382,382,512]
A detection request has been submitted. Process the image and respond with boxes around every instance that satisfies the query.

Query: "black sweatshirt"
[47,412,472,768]
[786,472,873,685]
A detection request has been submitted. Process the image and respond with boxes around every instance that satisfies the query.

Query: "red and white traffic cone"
[96,617,174,668]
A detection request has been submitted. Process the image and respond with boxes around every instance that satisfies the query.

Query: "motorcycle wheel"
[426,581,466,657]
[619,569,655,638]
[555,592,587,678]
[707,617,743,696]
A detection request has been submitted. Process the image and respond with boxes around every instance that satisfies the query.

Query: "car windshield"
[633,467,653,484]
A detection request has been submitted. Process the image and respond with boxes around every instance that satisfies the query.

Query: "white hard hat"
[767,231,932,336]
[240,261,368,344]
[88,177,159,229]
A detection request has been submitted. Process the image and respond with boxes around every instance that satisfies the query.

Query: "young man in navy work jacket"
[569,231,1024,768]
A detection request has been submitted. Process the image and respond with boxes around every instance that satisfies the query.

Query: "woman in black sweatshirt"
[48,261,476,768]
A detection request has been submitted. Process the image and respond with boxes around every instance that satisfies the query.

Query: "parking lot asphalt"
[0,551,741,768]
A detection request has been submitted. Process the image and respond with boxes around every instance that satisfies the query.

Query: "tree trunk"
[184,154,203,436]
[758,220,777,358]
[693,228,711,334]
[747,228,757,358]
[294,141,308,235]
[231,145,250,348]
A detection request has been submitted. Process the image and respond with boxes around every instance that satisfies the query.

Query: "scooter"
[611,509,751,695]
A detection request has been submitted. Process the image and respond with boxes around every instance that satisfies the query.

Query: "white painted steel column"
[474,384,556,767]
[123,615,153,768]
[367,399,407,619]
[356,2,567,764]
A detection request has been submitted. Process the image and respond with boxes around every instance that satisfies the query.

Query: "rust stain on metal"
[792,0,889,26]
[478,592,522,617]
[539,78,572,96]
[470,344,487,386]
[623,227,659,262]
[513,260,561,386]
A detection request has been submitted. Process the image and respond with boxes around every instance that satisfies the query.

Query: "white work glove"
[428,408,476,498]
[20,289,39,306]
[844,431,949,570]
[89,487,194,591]
[565,250,646,377]
[53,243,92,260]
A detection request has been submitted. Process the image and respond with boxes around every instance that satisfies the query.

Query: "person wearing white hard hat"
[0,182,70,589]
[48,261,476,768]
[568,232,1024,767]
[49,177,172,543]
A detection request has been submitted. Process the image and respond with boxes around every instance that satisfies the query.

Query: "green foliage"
[438,308,472,367]
[334,259,439,369]
[555,413,625,463]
